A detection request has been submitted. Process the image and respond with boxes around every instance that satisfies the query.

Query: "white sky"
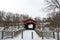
[0,0,48,18]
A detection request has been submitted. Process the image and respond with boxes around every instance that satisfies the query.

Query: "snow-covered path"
[5,30,41,40]
[4,30,56,40]
[22,30,41,40]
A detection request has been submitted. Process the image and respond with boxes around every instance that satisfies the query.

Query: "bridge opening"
[24,19,36,30]
[25,23,36,30]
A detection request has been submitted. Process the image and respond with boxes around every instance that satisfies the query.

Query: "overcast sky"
[0,0,48,18]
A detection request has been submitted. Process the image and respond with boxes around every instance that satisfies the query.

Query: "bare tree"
[23,14,29,20]
[42,0,60,13]
[4,12,13,29]
[42,0,60,40]
[47,12,60,40]
[34,17,41,23]
[0,11,6,26]
[34,17,41,29]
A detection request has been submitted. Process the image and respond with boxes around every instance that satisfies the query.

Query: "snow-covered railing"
[0,27,25,39]
[35,28,55,39]
[3,28,24,32]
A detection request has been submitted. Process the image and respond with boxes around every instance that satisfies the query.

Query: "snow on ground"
[23,30,42,40]
[2,30,57,40]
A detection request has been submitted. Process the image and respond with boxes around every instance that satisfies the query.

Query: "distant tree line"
[0,11,29,27]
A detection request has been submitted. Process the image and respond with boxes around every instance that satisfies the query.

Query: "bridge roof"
[24,18,36,25]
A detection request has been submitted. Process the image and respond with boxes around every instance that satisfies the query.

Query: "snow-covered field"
[1,30,57,40]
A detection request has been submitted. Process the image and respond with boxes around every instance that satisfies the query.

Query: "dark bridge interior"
[25,23,36,30]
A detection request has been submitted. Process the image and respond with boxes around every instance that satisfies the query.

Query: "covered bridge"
[23,18,38,30]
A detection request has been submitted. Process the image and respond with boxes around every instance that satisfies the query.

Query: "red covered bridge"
[23,18,37,30]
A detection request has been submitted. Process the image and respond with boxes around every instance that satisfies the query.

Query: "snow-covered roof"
[0,27,4,31]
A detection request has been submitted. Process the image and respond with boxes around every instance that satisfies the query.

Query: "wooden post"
[12,32,14,38]
[32,32,33,39]
[22,32,23,39]
[11,32,13,38]
[57,29,59,40]
[13,32,14,38]
[42,32,44,40]
[57,32,59,40]
[53,31,55,38]
[2,31,4,39]
[11,32,14,38]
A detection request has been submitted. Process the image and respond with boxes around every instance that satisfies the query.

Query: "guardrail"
[35,28,55,39]
[0,28,25,39]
